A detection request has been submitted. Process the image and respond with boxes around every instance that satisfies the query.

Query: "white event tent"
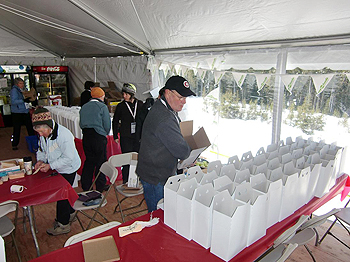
[1,0,350,145]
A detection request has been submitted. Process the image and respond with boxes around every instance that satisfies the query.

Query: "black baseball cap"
[164,76,196,97]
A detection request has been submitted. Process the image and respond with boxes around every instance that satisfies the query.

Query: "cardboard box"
[214,177,239,195]
[210,190,249,261]
[267,150,279,160]
[278,145,290,156]
[281,153,293,165]
[306,162,321,202]
[227,155,242,170]
[199,170,218,185]
[251,173,283,228]
[278,168,298,221]
[127,153,139,188]
[178,121,211,169]
[106,98,122,113]
[186,165,204,183]
[105,82,123,99]
[252,162,268,176]
[234,169,250,184]
[164,174,186,230]
[295,165,311,209]
[239,158,253,172]
[192,183,217,249]
[176,178,198,240]
[219,164,236,181]
[207,160,222,176]
[234,182,268,246]
[82,235,120,262]
[314,159,335,198]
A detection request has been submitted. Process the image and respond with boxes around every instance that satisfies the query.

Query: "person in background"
[135,97,155,142]
[112,83,143,184]
[32,107,81,235]
[136,76,196,212]
[10,77,35,150]
[79,87,110,192]
[80,81,95,106]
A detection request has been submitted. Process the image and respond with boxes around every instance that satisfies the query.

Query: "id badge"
[131,122,136,134]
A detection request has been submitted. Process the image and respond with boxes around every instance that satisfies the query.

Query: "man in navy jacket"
[10,77,35,150]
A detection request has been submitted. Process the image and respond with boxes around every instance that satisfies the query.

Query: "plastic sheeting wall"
[0,56,151,102]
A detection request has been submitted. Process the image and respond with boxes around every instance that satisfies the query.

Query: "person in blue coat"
[10,77,35,150]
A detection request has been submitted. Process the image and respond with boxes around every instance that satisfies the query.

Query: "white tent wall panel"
[0,56,151,103]
[66,56,151,101]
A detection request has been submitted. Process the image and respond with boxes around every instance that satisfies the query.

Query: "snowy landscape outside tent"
[181,96,350,169]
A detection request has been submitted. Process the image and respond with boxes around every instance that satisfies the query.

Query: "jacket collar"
[49,122,58,140]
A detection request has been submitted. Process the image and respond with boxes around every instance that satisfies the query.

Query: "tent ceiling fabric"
[0,0,350,68]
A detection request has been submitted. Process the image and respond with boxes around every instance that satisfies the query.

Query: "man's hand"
[34,161,44,170]
[115,138,119,144]
[40,163,51,173]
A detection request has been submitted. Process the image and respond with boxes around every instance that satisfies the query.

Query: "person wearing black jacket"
[112,83,143,183]
[80,81,95,106]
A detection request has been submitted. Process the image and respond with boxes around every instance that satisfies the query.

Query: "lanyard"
[160,99,180,124]
[125,101,138,120]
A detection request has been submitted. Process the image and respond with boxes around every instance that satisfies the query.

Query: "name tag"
[131,122,136,134]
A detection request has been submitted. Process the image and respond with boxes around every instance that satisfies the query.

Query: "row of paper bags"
[163,136,343,261]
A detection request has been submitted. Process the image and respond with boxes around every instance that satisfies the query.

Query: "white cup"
[10,185,24,193]
[24,161,33,175]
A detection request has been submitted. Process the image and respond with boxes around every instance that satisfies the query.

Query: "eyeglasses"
[171,90,186,101]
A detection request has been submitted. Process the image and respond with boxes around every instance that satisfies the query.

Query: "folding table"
[0,171,78,257]
[29,174,348,262]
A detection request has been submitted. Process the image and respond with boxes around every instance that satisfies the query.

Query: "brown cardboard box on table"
[104,81,123,113]
[82,235,120,262]
[178,120,211,169]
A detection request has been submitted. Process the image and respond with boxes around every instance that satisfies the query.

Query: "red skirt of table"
[74,135,122,180]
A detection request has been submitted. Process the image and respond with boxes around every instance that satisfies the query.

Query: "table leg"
[27,206,41,257]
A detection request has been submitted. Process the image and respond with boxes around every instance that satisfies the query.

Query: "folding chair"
[0,200,21,262]
[318,198,350,248]
[72,161,118,231]
[108,152,147,223]
[257,211,338,262]
[64,221,121,247]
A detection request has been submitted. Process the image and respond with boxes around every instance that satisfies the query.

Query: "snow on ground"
[182,96,350,165]
[181,96,350,214]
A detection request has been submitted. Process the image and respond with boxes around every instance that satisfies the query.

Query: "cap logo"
[183,81,189,88]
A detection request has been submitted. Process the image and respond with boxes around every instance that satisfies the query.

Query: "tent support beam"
[272,49,287,144]
[154,34,350,55]
[68,0,151,55]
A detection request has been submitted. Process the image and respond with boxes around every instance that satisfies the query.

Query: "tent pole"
[93,57,97,83]
[272,49,287,144]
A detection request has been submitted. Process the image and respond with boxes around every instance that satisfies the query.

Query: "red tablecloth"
[0,112,4,127]
[29,174,348,262]
[74,136,122,180]
[0,171,78,207]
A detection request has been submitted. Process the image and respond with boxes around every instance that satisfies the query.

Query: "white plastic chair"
[64,221,121,247]
[108,153,147,223]
[319,200,350,248]
[257,215,309,262]
[258,209,341,262]
[72,162,118,230]
[0,200,21,262]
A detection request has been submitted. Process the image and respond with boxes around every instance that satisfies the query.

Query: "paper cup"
[24,161,33,175]
[10,185,24,193]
